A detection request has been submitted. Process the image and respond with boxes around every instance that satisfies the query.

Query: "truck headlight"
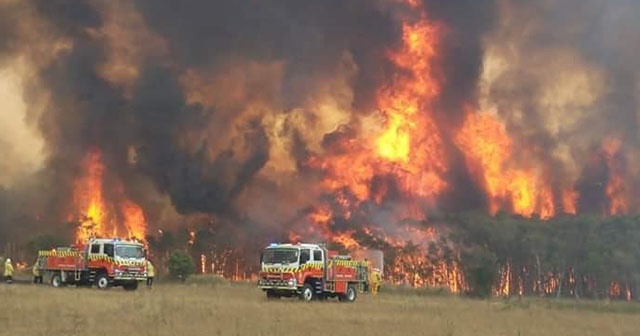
[287,278,296,287]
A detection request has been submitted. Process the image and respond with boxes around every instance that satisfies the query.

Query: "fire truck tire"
[51,273,63,288]
[95,274,110,289]
[300,284,315,302]
[266,290,280,300]
[339,284,357,303]
[123,281,138,291]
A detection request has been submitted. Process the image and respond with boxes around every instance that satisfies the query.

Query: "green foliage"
[168,250,196,282]
[450,213,640,299]
[461,247,497,298]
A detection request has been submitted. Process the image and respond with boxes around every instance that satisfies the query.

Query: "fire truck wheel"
[51,273,63,288]
[95,274,110,289]
[123,281,138,291]
[266,290,280,300]
[339,285,357,303]
[300,284,315,302]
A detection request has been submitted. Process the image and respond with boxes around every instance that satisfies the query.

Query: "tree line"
[13,212,640,300]
[448,213,640,299]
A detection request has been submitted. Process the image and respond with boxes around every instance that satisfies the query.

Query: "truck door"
[88,243,102,267]
[299,249,310,265]
[89,243,102,256]
[313,249,325,287]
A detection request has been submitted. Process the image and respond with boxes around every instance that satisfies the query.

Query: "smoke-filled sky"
[0,0,639,245]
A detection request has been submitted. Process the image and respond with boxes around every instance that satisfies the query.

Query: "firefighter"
[146,259,155,288]
[32,260,43,284]
[370,268,382,295]
[4,258,14,284]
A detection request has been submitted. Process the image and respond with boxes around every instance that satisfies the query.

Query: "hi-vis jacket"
[4,260,14,277]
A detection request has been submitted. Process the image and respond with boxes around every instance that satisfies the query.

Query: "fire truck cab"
[258,243,371,302]
[37,238,147,290]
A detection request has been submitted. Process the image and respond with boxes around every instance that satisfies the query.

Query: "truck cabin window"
[116,245,144,258]
[90,244,100,254]
[313,250,322,261]
[300,249,310,264]
[103,243,115,258]
[262,248,298,264]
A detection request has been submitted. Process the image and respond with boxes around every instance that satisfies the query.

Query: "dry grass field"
[0,276,639,336]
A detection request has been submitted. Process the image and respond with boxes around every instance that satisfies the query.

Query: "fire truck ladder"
[74,260,82,282]
[314,280,324,295]
[88,270,97,284]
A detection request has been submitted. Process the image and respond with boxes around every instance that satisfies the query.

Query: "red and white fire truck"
[36,238,147,290]
[258,243,372,302]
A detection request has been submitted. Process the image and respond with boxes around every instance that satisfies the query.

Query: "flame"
[495,262,511,297]
[72,149,147,243]
[375,12,447,197]
[610,281,622,298]
[263,0,629,294]
[120,199,146,241]
[332,231,360,251]
[455,112,556,218]
[74,150,107,242]
[200,254,206,274]
[307,1,447,206]
[291,1,465,293]
[562,188,578,214]
[601,138,627,215]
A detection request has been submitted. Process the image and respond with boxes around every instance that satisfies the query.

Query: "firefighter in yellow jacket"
[370,268,382,295]
[4,258,14,284]
[32,260,43,284]
[146,260,155,288]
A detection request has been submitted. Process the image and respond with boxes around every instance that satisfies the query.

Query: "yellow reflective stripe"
[88,255,114,263]
[331,260,367,267]
[115,260,145,266]
[38,251,82,257]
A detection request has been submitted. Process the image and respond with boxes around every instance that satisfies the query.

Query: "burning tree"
[2,0,640,301]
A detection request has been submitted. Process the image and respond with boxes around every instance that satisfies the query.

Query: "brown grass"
[0,276,638,336]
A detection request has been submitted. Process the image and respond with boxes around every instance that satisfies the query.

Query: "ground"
[0,276,638,336]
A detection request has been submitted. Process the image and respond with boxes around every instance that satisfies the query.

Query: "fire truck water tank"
[352,249,383,275]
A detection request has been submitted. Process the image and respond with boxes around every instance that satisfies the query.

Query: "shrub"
[461,248,498,298]
[168,250,195,282]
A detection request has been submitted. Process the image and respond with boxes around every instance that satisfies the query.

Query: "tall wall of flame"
[0,0,639,251]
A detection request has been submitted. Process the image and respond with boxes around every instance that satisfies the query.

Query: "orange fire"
[307,1,446,206]
[286,0,629,295]
[601,138,627,215]
[455,112,557,218]
[72,149,146,243]
[293,0,464,292]
[375,9,447,198]
[562,188,578,215]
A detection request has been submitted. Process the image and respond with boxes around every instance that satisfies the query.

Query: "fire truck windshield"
[262,248,299,264]
[115,245,144,259]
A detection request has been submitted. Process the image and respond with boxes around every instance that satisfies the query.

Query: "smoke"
[480,0,640,213]
[0,0,639,248]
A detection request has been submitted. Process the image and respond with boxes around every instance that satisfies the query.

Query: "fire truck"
[36,238,147,290]
[257,243,372,302]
